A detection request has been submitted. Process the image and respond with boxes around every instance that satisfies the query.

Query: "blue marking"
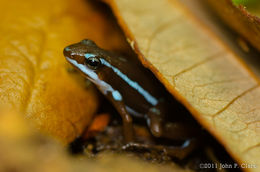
[66,57,98,80]
[182,140,190,148]
[66,57,115,95]
[126,106,142,117]
[150,107,160,115]
[81,40,89,45]
[65,47,71,51]
[101,59,158,105]
[84,53,95,59]
[112,90,122,101]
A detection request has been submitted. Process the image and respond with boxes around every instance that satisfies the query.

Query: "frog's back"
[100,52,166,115]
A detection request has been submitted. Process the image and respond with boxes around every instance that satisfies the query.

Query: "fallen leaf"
[0,0,129,143]
[105,0,260,171]
[206,0,260,52]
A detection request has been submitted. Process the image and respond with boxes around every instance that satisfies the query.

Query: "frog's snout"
[63,46,72,59]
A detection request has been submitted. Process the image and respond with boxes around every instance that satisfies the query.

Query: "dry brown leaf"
[0,0,130,143]
[206,0,260,52]
[105,0,260,171]
[0,0,97,143]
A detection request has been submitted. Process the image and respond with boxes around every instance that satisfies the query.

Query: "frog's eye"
[85,56,101,69]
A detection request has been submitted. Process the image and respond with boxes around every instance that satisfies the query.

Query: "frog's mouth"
[65,56,115,96]
[65,57,97,82]
[63,47,73,59]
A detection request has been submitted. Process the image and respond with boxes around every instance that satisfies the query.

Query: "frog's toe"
[150,123,163,137]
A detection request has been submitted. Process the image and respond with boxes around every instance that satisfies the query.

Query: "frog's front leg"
[109,95,134,142]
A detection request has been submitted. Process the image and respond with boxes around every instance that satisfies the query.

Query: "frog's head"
[63,39,108,82]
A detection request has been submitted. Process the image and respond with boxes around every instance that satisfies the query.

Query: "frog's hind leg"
[147,107,199,140]
[122,139,198,159]
[146,107,164,138]
[161,122,199,140]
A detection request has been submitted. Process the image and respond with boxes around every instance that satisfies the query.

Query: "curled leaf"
[105,0,260,171]
[0,0,128,143]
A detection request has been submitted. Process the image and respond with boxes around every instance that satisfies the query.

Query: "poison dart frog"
[63,39,199,158]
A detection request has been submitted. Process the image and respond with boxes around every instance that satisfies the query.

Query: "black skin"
[63,39,200,159]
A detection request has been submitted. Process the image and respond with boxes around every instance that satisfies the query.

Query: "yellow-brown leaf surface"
[106,0,260,171]
[0,0,129,143]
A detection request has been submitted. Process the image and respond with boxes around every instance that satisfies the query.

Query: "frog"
[63,39,199,158]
